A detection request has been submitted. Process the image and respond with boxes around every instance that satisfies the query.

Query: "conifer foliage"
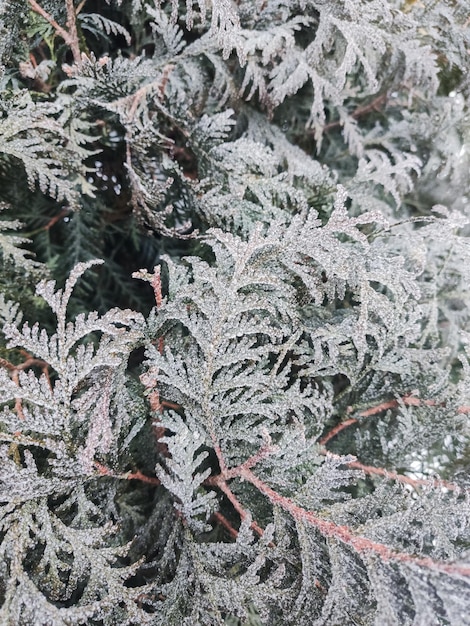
[1,0,470,624]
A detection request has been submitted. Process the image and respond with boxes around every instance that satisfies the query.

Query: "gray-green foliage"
[1,0,470,624]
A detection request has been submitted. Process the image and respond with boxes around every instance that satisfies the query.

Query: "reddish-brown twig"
[151,266,165,356]
[211,511,239,540]
[65,0,81,66]
[319,417,359,446]
[358,395,441,417]
[207,472,266,539]
[44,209,70,231]
[27,0,82,65]
[125,469,160,486]
[0,351,51,420]
[320,394,468,446]
[135,266,169,451]
[94,462,160,486]
[347,459,463,493]
[198,426,469,575]
[322,93,388,133]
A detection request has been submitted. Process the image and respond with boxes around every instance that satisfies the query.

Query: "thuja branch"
[238,466,470,579]
[0,351,51,419]
[205,433,278,540]
[322,93,388,133]
[206,472,267,539]
[319,394,469,493]
[321,394,470,446]
[94,462,160,486]
[347,459,465,493]
[28,0,82,65]
[205,438,469,574]
[65,0,81,65]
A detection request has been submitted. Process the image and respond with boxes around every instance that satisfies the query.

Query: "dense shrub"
[1,1,470,624]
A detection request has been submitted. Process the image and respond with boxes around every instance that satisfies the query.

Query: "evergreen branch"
[206,472,266,540]
[319,396,470,495]
[319,417,359,446]
[211,511,239,540]
[322,93,389,133]
[27,0,82,65]
[65,0,81,65]
[94,462,160,486]
[206,439,470,580]
[0,351,51,420]
[239,466,470,579]
[346,459,464,493]
[321,394,470,446]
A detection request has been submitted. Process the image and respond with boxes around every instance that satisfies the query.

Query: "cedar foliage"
[1,1,470,624]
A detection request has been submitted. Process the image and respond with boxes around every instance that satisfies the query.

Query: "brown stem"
[161,400,180,410]
[135,267,169,452]
[212,442,228,475]
[151,265,163,309]
[125,469,160,485]
[151,266,165,355]
[12,371,26,420]
[44,209,70,231]
[75,0,87,14]
[320,394,467,446]
[358,394,440,417]
[322,93,388,133]
[319,417,359,446]
[65,0,82,65]
[28,0,81,65]
[211,511,239,540]
[0,354,49,373]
